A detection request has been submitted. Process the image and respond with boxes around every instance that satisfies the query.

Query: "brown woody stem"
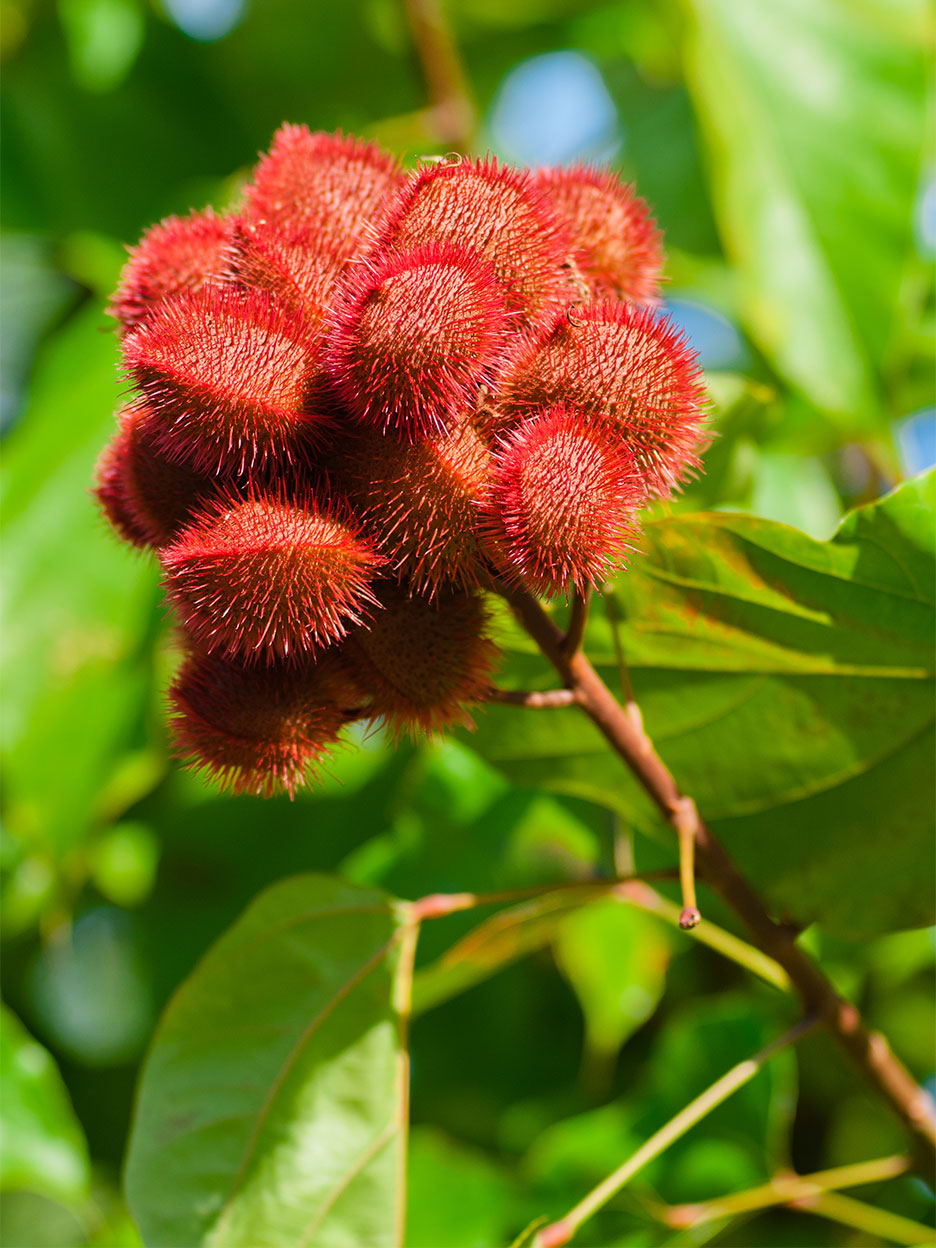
[499,581,936,1173]
[561,586,592,658]
[487,687,577,709]
[401,0,475,151]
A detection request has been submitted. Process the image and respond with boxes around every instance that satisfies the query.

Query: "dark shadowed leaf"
[125,875,416,1247]
[472,473,935,937]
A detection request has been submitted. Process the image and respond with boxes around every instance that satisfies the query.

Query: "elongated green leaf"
[0,1005,90,1203]
[0,300,159,856]
[681,0,927,424]
[472,473,935,937]
[125,875,416,1248]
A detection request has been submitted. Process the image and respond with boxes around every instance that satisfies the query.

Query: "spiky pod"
[533,166,662,304]
[375,157,574,330]
[326,242,511,440]
[482,405,642,597]
[332,416,492,593]
[94,405,221,549]
[170,648,350,797]
[500,301,707,497]
[342,582,498,738]
[227,218,342,321]
[161,491,383,663]
[244,125,402,262]
[123,285,326,474]
[109,210,233,334]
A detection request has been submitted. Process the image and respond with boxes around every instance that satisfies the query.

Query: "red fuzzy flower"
[500,301,707,497]
[482,405,642,596]
[244,125,402,262]
[333,416,492,593]
[327,242,512,440]
[108,209,233,334]
[93,404,220,548]
[161,491,383,662]
[227,218,342,322]
[342,582,498,738]
[170,648,349,797]
[123,285,326,474]
[375,156,573,329]
[533,166,662,304]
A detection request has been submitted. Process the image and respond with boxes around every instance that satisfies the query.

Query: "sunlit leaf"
[681,0,927,424]
[0,1005,90,1203]
[125,875,416,1247]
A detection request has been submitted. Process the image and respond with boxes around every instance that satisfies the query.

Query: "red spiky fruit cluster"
[95,125,706,797]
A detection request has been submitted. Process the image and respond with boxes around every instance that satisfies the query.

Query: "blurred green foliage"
[1,0,934,1244]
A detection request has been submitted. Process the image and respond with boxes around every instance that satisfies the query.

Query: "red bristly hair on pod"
[93,404,221,548]
[243,125,402,262]
[326,241,512,441]
[340,581,498,739]
[108,209,233,334]
[482,404,642,597]
[227,217,342,322]
[500,301,707,498]
[123,285,326,474]
[161,490,384,663]
[170,648,351,797]
[331,416,492,594]
[533,166,663,305]
[375,156,574,330]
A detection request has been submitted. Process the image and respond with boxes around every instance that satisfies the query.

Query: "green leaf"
[473,473,935,937]
[412,886,617,1015]
[124,875,417,1248]
[1,300,160,858]
[554,901,670,1066]
[405,1128,519,1248]
[0,1005,90,1203]
[680,0,927,424]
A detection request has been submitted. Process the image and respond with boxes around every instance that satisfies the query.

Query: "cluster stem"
[498,581,936,1174]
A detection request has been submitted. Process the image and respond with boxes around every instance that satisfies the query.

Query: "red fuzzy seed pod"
[375,157,573,329]
[482,405,642,597]
[227,218,342,322]
[244,125,402,262]
[108,210,233,334]
[333,416,492,593]
[161,492,383,662]
[534,166,663,304]
[327,242,512,441]
[342,582,498,739]
[500,301,707,498]
[170,649,349,797]
[123,285,326,474]
[94,405,220,549]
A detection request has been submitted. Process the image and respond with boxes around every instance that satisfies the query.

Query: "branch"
[401,0,475,151]
[561,586,591,658]
[536,1018,819,1248]
[487,687,577,709]
[499,581,936,1173]
[660,1154,911,1228]
[614,879,789,993]
[796,1192,936,1247]
[408,871,676,921]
